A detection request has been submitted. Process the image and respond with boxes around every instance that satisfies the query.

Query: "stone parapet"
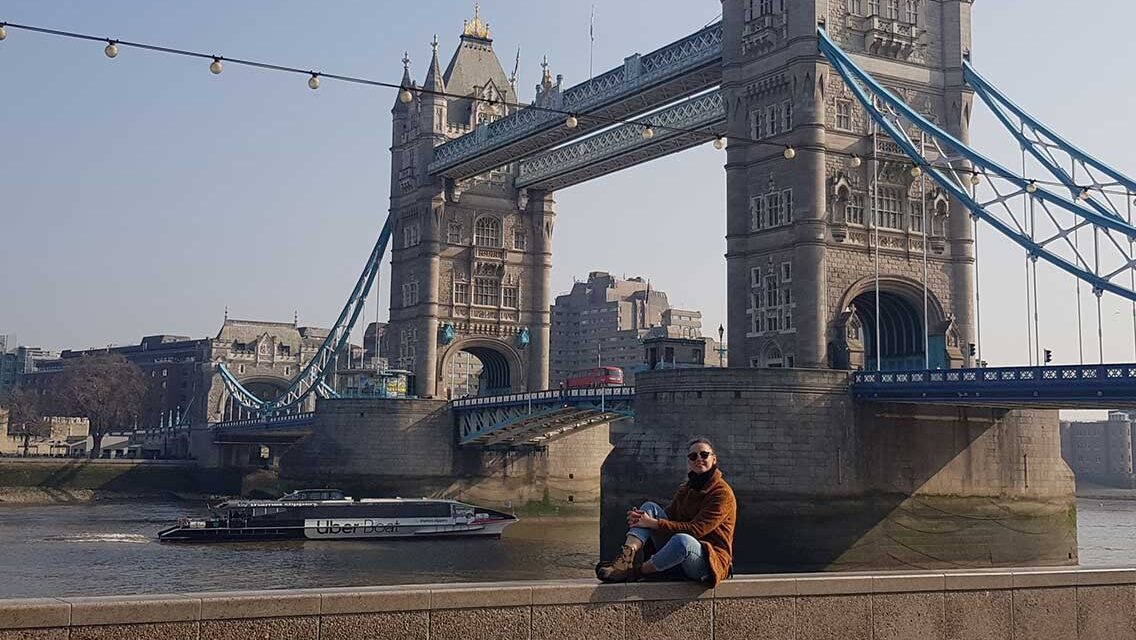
[2,568,1133,639]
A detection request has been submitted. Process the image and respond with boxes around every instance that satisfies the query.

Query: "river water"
[0,498,1131,598]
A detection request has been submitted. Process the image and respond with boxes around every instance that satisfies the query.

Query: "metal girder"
[818,28,1136,303]
[455,387,635,447]
[428,22,723,180]
[515,91,725,191]
[218,216,393,416]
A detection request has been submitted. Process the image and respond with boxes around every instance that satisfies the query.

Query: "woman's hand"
[627,508,659,529]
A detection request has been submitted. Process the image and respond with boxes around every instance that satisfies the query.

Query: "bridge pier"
[601,368,1076,571]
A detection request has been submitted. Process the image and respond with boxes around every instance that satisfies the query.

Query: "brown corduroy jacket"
[655,467,737,585]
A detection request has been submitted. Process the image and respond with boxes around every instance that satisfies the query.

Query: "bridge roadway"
[211,363,1136,443]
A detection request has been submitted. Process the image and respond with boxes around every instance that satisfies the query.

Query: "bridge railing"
[212,411,316,430]
[451,386,635,410]
[853,363,1136,386]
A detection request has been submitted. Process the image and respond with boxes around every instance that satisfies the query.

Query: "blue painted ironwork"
[965,61,1136,224]
[429,22,723,178]
[853,364,1136,407]
[438,323,456,346]
[516,326,530,349]
[218,215,394,416]
[516,90,725,189]
[454,387,635,447]
[212,411,316,434]
[818,28,1136,302]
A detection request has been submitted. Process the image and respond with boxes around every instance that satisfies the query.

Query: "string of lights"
[1,18,1014,180]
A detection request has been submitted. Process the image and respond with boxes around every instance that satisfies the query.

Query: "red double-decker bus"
[565,366,624,389]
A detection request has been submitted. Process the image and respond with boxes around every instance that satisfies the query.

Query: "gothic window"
[765,346,785,368]
[869,0,880,15]
[886,0,900,20]
[910,201,925,233]
[781,100,793,133]
[403,221,421,248]
[765,103,780,137]
[759,0,774,15]
[780,189,793,225]
[751,109,765,140]
[474,217,502,248]
[748,261,795,337]
[847,0,864,15]
[836,100,853,131]
[905,0,919,24]
[766,191,780,228]
[513,230,527,251]
[454,282,469,305]
[878,188,904,229]
[402,274,419,307]
[847,193,866,225]
[502,286,518,309]
[750,196,765,231]
[474,277,500,306]
[399,328,417,368]
[447,220,462,245]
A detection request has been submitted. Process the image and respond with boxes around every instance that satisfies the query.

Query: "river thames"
[0,498,1131,598]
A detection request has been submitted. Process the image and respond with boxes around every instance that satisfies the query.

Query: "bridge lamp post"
[718,324,725,368]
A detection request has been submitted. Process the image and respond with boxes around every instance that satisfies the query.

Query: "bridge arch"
[437,337,526,399]
[219,375,291,421]
[832,276,954,371]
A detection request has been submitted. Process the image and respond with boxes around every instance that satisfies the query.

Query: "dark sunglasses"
[687,451,713,461]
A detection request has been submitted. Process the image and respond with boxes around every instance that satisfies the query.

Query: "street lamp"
[717,324,725,368]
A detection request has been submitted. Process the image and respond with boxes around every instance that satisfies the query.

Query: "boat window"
[403,502,452,518]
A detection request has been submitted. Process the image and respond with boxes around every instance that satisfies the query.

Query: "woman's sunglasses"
[687,451,713,461]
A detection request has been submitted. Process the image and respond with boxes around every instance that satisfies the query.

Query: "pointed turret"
[422,35,446,94]
[393,52,415,112]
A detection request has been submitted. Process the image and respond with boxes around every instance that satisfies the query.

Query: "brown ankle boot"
[596,544,641,582]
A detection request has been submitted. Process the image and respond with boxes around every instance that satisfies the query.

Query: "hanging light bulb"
[399,88,414,104]
[1078,187,1091,201]
[209,57,223,75]
[0,24,7,41]
[641,124,655,140]
[565,115,578,129]
[910,165,923,178]
[308,73,321,90]
[783,146,796,160]
[1026,181,1038,194]
[970,172,982,186]
[104,40,119,59]
[713,136,726,150]
[850,155,862,168]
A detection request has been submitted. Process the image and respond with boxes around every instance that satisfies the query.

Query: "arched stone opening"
[437,338,525,399]
[832,276,956,371]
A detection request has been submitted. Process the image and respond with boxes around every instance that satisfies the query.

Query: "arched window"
[765,346,784,368]
[474,217,502,248]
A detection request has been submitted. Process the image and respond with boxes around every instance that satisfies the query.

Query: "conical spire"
[394,51,415,110]
[422,34,446,93]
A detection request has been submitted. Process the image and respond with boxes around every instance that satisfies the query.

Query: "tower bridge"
[191,1,1136,570]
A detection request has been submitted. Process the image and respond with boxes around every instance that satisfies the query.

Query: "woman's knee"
[639,501,665,516]
[671,533,701,553]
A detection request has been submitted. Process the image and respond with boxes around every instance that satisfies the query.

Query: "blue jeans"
[627,501,710,581]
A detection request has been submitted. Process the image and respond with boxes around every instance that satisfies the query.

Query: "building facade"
[0,345,59,398]
[550,272,671,386]
[1060,412,1136,489]
[722,0,973,371]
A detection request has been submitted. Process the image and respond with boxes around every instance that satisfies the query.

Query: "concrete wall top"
[4,567,1134,639]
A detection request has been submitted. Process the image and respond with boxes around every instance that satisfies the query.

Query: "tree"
[2,389,50,457]
[51,353,145,458]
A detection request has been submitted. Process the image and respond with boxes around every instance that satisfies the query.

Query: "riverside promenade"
[2,567,1134,639]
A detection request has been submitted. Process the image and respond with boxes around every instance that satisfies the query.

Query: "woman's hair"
[688,437,714,451]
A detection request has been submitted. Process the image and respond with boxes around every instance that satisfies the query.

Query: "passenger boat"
[157,489,518,541]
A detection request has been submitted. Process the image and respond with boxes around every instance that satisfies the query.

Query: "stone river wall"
[1,567,1133,639]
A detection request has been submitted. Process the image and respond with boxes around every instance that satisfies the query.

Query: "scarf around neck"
[687,465,718,491]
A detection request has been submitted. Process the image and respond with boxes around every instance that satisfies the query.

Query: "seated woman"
[597,438,736,585]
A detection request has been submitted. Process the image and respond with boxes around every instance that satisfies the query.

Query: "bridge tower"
[388,8,553,398]
[722,0,975,371]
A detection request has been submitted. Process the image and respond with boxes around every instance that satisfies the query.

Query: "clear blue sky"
[1,0,1134,372]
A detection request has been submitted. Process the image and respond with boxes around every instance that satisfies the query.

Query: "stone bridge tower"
[388,8,553,398]
[722,0,975,371]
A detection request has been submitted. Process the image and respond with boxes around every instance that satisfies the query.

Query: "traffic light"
[1044,349,1053,364]
[968,343,976,357]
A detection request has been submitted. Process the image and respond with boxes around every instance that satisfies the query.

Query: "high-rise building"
[551,271,694,386]
[0,344,59,397]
